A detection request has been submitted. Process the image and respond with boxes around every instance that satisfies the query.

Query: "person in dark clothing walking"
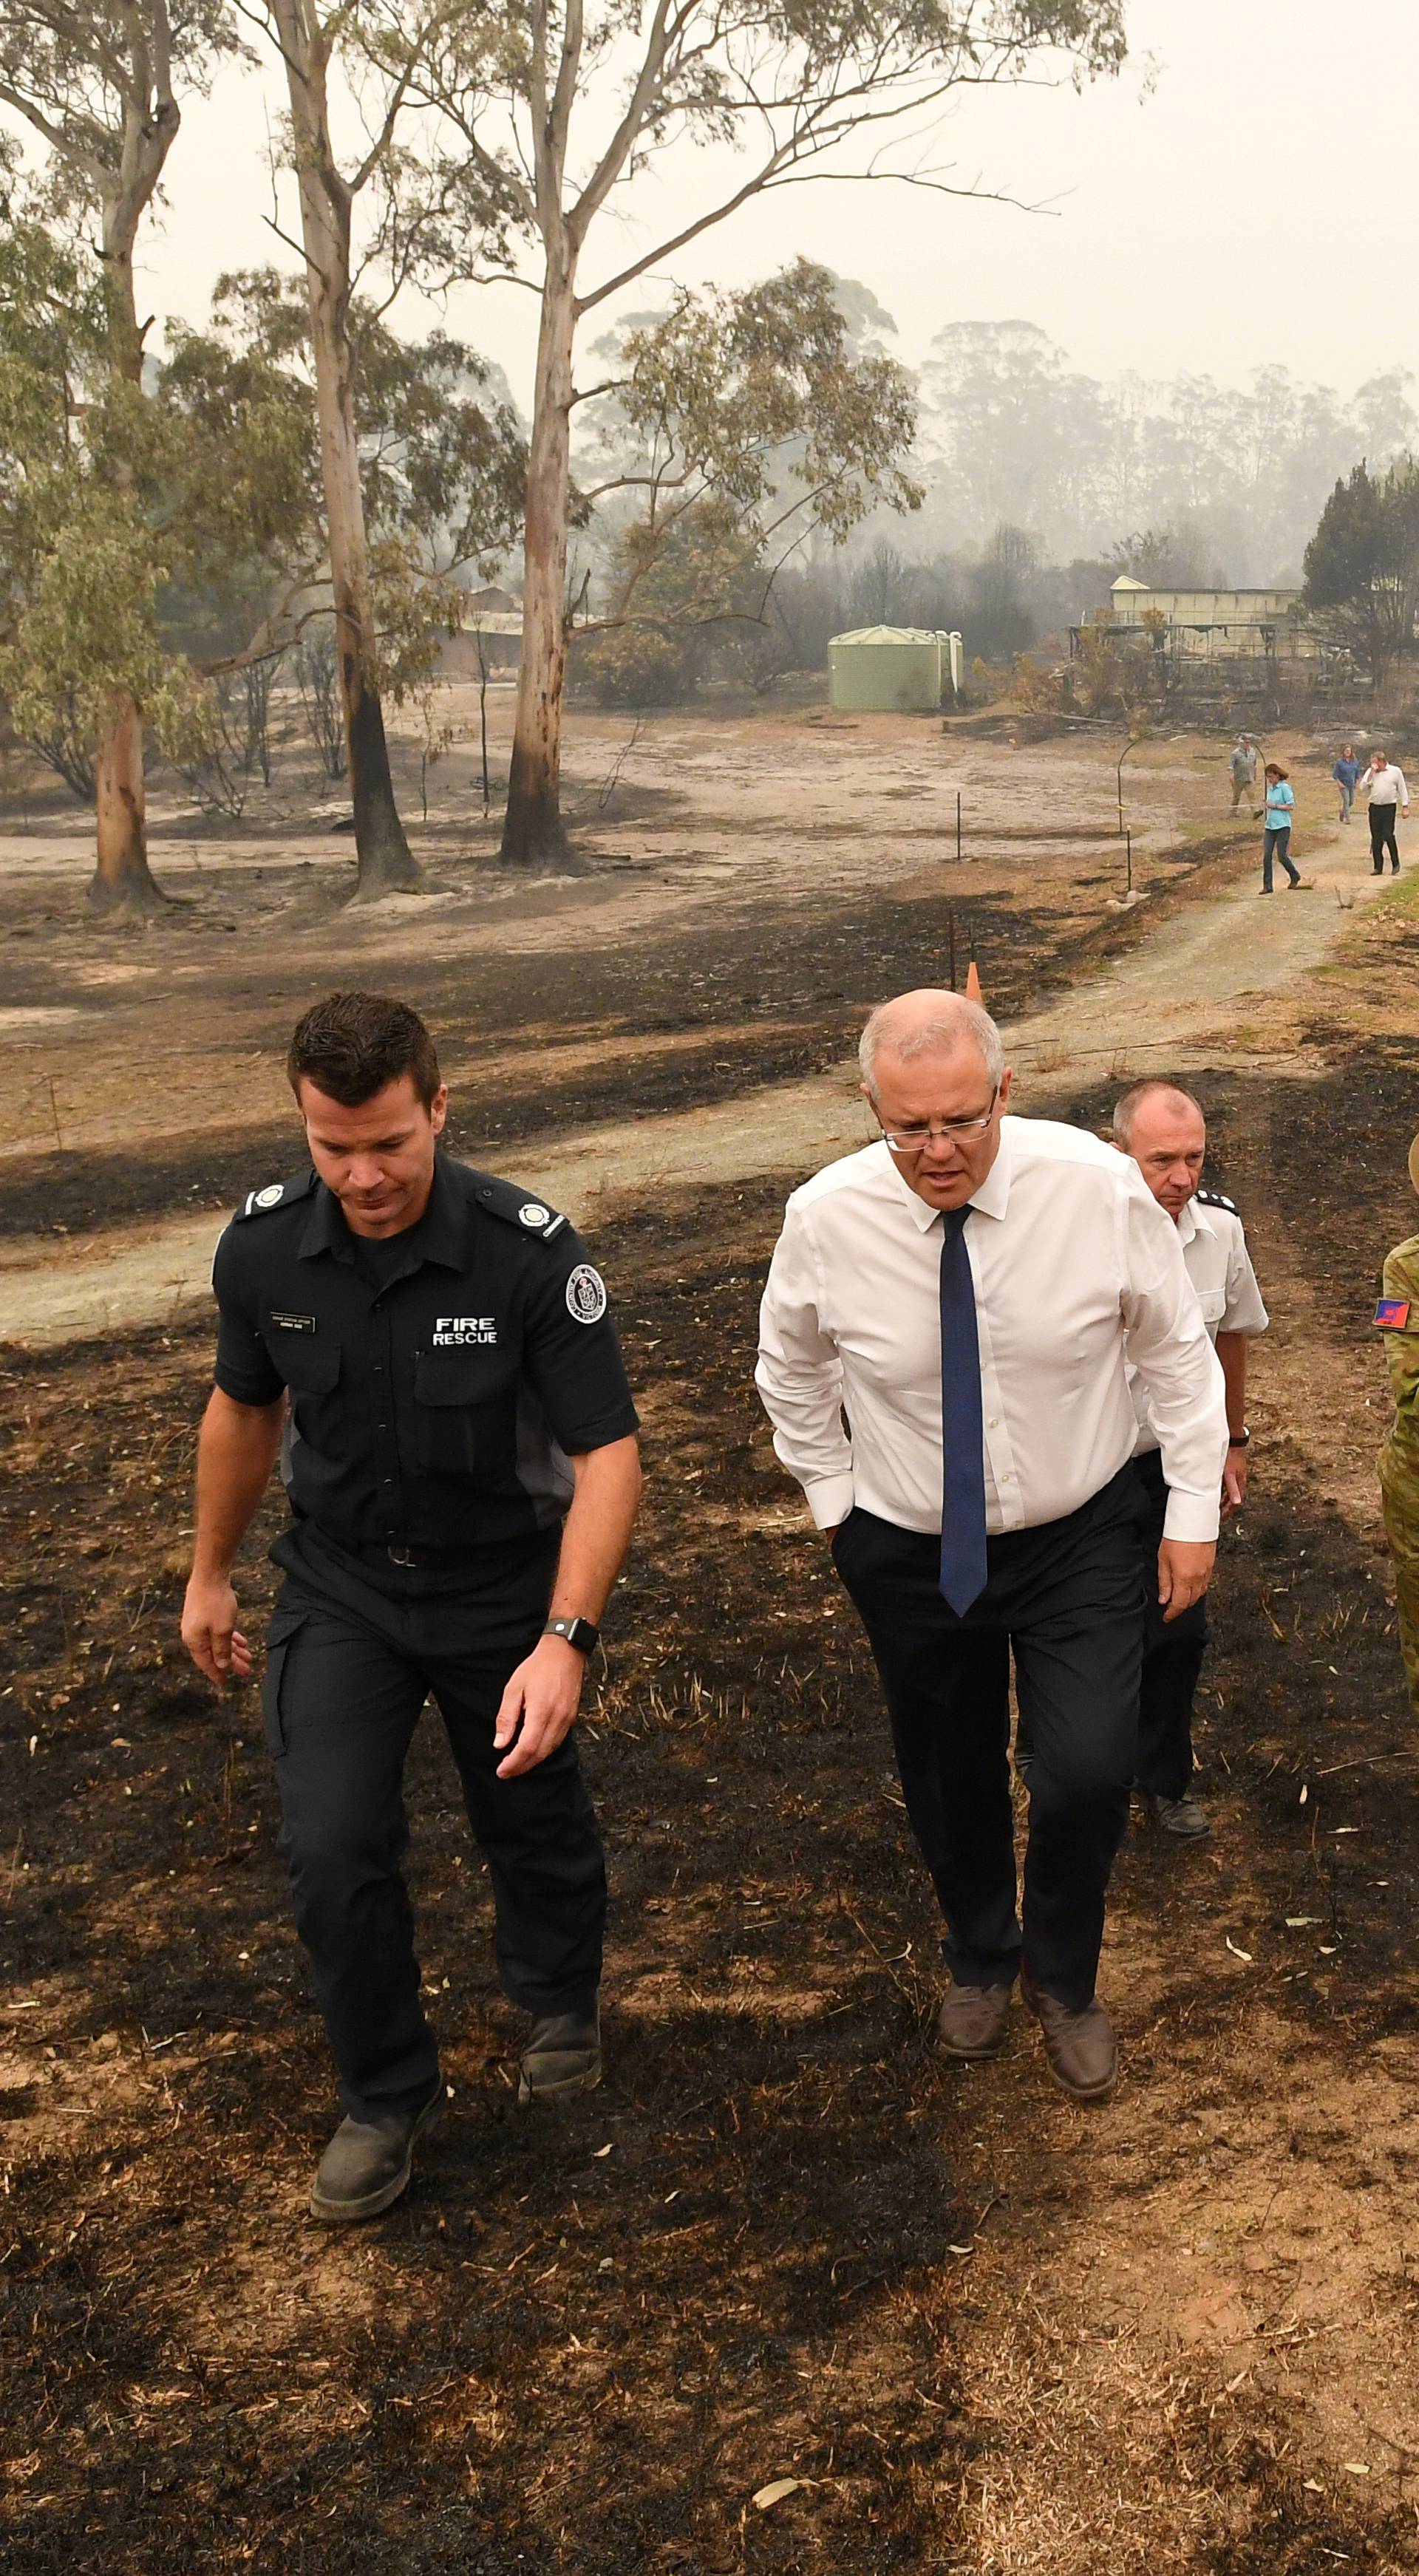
[180,992,642,2222]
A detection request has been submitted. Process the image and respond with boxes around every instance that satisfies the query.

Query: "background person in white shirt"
[1357,751,1409,874]
[756,992,1227,2102]
[1113,1080,1269,1841]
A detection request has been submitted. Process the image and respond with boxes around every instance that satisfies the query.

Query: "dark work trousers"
[1369,802,1401,872]
[1262,825,1299,890]
[831,1465,1147,2011]
[262,1526,605,2124]
[1133,1448,1208,1802]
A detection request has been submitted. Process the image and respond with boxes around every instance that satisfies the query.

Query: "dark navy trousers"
[831,1465,1147,2010]
[262,1527,605,2123]
[1133,1447,1208,1802]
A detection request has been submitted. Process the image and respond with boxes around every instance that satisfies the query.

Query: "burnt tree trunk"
[84,81,178,918]
[272,0,418,899]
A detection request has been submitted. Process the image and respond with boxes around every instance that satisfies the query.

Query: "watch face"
[548,1617,596,1650]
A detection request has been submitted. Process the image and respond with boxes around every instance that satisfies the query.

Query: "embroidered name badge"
[270,1311,317,1333]
[1375,1298,1411,1330]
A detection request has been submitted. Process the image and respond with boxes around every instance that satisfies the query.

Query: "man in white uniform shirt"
[1114,1080,1268,1841]
[756,992,1227,2101]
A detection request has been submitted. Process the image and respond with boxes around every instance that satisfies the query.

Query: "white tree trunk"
[502,247,577,868]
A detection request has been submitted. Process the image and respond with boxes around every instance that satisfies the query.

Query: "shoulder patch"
[566,1263,608,1324]
[471,1171,568,1242]
[235,1169,317,1221]
[1195,1188,1239,1216]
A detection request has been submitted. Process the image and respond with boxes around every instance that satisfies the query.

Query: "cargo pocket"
[262,1607,307,1759]
[413,1347,518,1477]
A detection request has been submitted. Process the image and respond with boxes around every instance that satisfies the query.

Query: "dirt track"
[0,804,1389,1349]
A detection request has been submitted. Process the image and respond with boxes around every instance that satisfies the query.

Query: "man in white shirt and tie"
[756,991,1228,2101]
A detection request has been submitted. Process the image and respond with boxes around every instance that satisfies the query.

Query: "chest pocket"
[263,1331,341,1408]
[413,1347,519,1479]
[1196,1288,1227,1331]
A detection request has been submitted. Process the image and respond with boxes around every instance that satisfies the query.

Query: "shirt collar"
[1177,1196,1216,1249]
[882,1116,1013,1231]
[298,1148,469,1271]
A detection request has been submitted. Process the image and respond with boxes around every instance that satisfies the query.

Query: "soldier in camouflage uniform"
[1377,1131,1419,1716]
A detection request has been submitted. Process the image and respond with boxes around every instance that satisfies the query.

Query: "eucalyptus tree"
[0,0,243,910]
[421,0,1129,867]
[253,0,514,893]
[575,259,920,660]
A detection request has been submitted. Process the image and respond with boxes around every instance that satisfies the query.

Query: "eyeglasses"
[880,1088,1000,1153]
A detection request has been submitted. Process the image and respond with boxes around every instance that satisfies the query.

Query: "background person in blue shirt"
[1333,743,1362,824]
[1260,763,1300,892]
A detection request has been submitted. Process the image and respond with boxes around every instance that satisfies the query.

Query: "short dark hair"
[287,992,441,1108]
[1112,1077,1204,1148]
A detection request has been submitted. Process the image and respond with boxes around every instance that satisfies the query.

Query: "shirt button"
[987,1417,999,1428]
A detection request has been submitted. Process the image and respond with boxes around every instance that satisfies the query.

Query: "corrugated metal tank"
[828,625,942,712]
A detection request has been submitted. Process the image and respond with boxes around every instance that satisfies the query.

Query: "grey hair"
[1112,1077,1204,1148]
[859,995,1004,1097]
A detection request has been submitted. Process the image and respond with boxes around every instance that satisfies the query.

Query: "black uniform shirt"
[211,1152,639,1555]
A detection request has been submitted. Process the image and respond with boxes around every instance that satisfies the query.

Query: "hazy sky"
[50,0,1419,401]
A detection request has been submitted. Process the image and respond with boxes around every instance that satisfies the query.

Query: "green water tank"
[828,624,943,712]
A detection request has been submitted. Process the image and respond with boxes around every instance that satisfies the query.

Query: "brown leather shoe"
[1021,1971,1117,2102]
[936,1981,1013,2059]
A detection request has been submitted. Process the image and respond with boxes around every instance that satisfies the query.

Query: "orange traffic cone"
[964,958,983,1004]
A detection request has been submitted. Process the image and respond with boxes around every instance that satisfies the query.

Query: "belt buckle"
[387,1543,418,1568]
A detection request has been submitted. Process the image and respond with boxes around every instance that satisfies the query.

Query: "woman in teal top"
[1261,763,1299,892]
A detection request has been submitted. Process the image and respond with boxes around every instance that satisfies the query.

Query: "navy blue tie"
[939,1205,988,1616]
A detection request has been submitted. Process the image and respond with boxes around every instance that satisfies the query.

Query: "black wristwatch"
[543,1616,600,1655]
[1228,1427,1250,1448]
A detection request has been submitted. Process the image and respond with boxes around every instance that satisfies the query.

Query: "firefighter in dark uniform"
[180,993,642,2224]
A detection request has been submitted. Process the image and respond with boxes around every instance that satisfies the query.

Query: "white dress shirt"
[1359,763,1409,807]
[1132,1191,1267,1454]
[756,1117,1228,1545]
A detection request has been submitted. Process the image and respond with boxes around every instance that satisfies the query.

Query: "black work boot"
[1143,1788,1210,1840]
[519,2002,601,2103]
[309,2079,444,2224]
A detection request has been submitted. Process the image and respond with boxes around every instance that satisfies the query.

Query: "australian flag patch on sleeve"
[1375,1296,1411,1329]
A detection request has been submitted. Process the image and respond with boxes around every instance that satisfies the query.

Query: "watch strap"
[543,1615,599,1654]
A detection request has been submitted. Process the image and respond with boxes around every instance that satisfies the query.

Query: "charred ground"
[2,714,1418,2571]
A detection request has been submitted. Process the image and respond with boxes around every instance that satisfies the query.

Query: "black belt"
[384,1539,486,1570]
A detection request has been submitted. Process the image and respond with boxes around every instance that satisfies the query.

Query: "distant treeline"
[899,319,1417,584]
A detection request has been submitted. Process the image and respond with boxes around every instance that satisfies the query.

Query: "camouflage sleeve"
[1380,1238,1419,1435]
